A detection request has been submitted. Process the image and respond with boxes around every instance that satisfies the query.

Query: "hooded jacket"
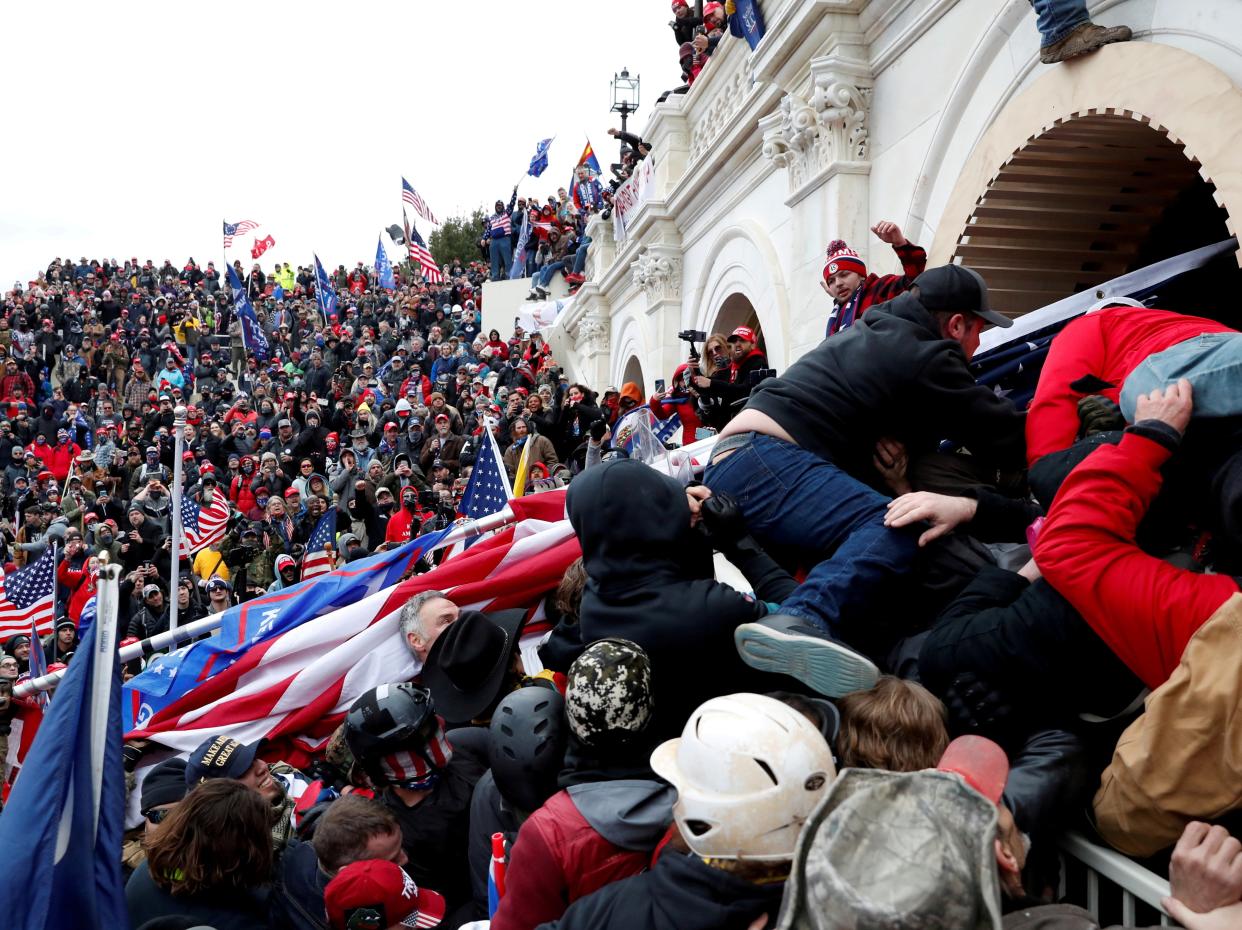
[744,283,1025,482]
[268,838,330,930]
[536,847,782,930]
[568,458,791,739]
[493,779,675,930]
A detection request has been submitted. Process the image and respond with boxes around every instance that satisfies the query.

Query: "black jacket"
[268,838,329,930]
[745,290,1025,482]
[568,458,800,740]
[126,860,269,930]
[537,847,782,930]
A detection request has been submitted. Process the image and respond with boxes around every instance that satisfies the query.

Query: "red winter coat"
[491,790,656,930]
[229,457,259,515]
[58,559,97,624]
[46,440,82,482]
[1034,430,1239,688]
[1025,307,1234,465]
[648,364,703,441]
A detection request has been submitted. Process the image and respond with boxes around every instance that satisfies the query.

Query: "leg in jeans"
[495,238,512,279]
[704,434,917,636]
[572,236,592,275]
[537,260,566,288]
[1031,0,1090,45]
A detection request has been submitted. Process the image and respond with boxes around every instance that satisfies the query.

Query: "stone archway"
[927,43,1242,317]
[711,292,766,354]
[621,355,645,390]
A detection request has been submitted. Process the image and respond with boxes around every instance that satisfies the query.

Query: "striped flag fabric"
[405,210,444,284]
[223,219,259,249]
[125,493,576,767]
[401,177,439,226]
[0,547,56,641]
[178,490,230,558]
[300,512,336,580]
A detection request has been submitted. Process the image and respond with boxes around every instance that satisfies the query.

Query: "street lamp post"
[169,405,187,631]
[610,67,641,159]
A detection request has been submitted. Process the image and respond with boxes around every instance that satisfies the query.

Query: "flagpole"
[90,555,121,831]
[50,539,60,645]
[169,405,187,632]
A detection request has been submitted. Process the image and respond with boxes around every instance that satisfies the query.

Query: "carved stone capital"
[631,250,683,302]
[574,313,610,356]
[809,59,872,163]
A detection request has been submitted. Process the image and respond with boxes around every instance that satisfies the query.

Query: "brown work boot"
[1040,21,1132,64]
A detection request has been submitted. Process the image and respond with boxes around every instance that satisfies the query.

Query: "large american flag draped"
[126,494,577,768]
[0,547,56,641]
[404,210,443,284]
[401,177,439,226]
[178,490,230,558]
[300,512,336,580]
[222,219,259,249]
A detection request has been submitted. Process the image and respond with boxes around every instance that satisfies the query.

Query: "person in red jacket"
[1034,378,1242,856]
[229,455,260,516]
[491,639,673,930]
[647,362,704,442]
[384,486,425,545]
[822,221,927,337]
[1024,303,1235,466]
[57,543,99,626]
[46,429,82,482]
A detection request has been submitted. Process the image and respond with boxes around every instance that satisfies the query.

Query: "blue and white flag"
[509,210,531,280]
[122,531,451,731]
[729,0,766,49]
[27,612,49,708]
[0,617,128,929]
[375,237,396,290]
[528,137,553,177]
[314,253,338,320]
[227,264,270,360]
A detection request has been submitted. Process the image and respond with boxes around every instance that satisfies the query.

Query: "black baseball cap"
[914,265,1012,328]
[184,734,261,785]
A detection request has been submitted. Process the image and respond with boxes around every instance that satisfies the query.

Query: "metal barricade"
[1059,832,1176,927]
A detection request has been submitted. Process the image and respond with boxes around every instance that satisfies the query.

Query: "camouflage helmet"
[564,638,653,750]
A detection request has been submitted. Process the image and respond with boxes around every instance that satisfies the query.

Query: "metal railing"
[1059,832,1177,927]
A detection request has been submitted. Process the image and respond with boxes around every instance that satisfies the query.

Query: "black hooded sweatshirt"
[745,275,1025,483]
[568,458,800,740]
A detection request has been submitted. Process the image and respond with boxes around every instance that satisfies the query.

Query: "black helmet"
[487,685,568,814]
[344,682,441,786]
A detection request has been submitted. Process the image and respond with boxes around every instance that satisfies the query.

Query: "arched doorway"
[711,292,767,355]
[950,111,1232,317]
[621,355,645,390]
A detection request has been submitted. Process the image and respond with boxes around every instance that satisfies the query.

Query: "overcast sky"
[0,1,680,288]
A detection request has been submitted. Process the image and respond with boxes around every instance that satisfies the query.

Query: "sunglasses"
[143,807,171,824]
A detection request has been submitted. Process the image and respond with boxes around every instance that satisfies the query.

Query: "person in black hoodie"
[703,264,1025,694]
[567,458,877,737]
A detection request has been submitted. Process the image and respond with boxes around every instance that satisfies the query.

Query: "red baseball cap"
[936,735,1009,805]
[727,326,756,343]
[324,860,445,929]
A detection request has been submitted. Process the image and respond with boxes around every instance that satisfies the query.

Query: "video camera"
[678,329,707,362]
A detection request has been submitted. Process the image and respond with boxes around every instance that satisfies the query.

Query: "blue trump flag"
[375,237,396,290]
[0,615,127,928]
[314,253,338,320]
[729,0,766,49]
[509,210,532,280]
[227,263,270,360]
[123,529,453,731]
[528,137,553,177]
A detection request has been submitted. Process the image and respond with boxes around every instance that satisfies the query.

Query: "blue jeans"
[1032,0,1090,45]
[489,237,512,280]
[572,236,592,275]
[1121,333,1242,422]
[704,434,917,635]
[537,260,567,287]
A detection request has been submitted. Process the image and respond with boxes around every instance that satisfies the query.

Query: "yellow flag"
[512,438,534,498]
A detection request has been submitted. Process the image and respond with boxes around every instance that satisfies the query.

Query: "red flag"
[250,235,275,259]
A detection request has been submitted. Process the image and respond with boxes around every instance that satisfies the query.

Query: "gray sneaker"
[735,614,879,698]
[1040,22,1132,64]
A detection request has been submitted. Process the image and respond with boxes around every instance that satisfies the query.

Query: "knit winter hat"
[565,638,654,750]
[823,240,867,281]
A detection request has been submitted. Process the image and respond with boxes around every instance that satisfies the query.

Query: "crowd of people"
[5,3,1242,929]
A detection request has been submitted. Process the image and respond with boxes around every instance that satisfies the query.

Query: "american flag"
[0,547,56,641]
[460,427,513,521]
[25,613,50,707]
[405,210,443,284]
[401,177,439,226]
[223,219,259,249]
[126,493,578,768]
[301,512,336,580]
[179,490,231,558]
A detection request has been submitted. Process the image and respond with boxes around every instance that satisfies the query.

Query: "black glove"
[698,491,749,549]
[942,671,1016,740]
[589,419,607,442]
[1077,394,1125,438]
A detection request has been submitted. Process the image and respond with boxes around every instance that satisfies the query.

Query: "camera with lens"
[226,544,257,568]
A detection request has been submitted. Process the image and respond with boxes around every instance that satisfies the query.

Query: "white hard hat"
[651,693,836,861]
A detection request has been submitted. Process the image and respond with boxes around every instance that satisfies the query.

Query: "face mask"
[98,533,112,544]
